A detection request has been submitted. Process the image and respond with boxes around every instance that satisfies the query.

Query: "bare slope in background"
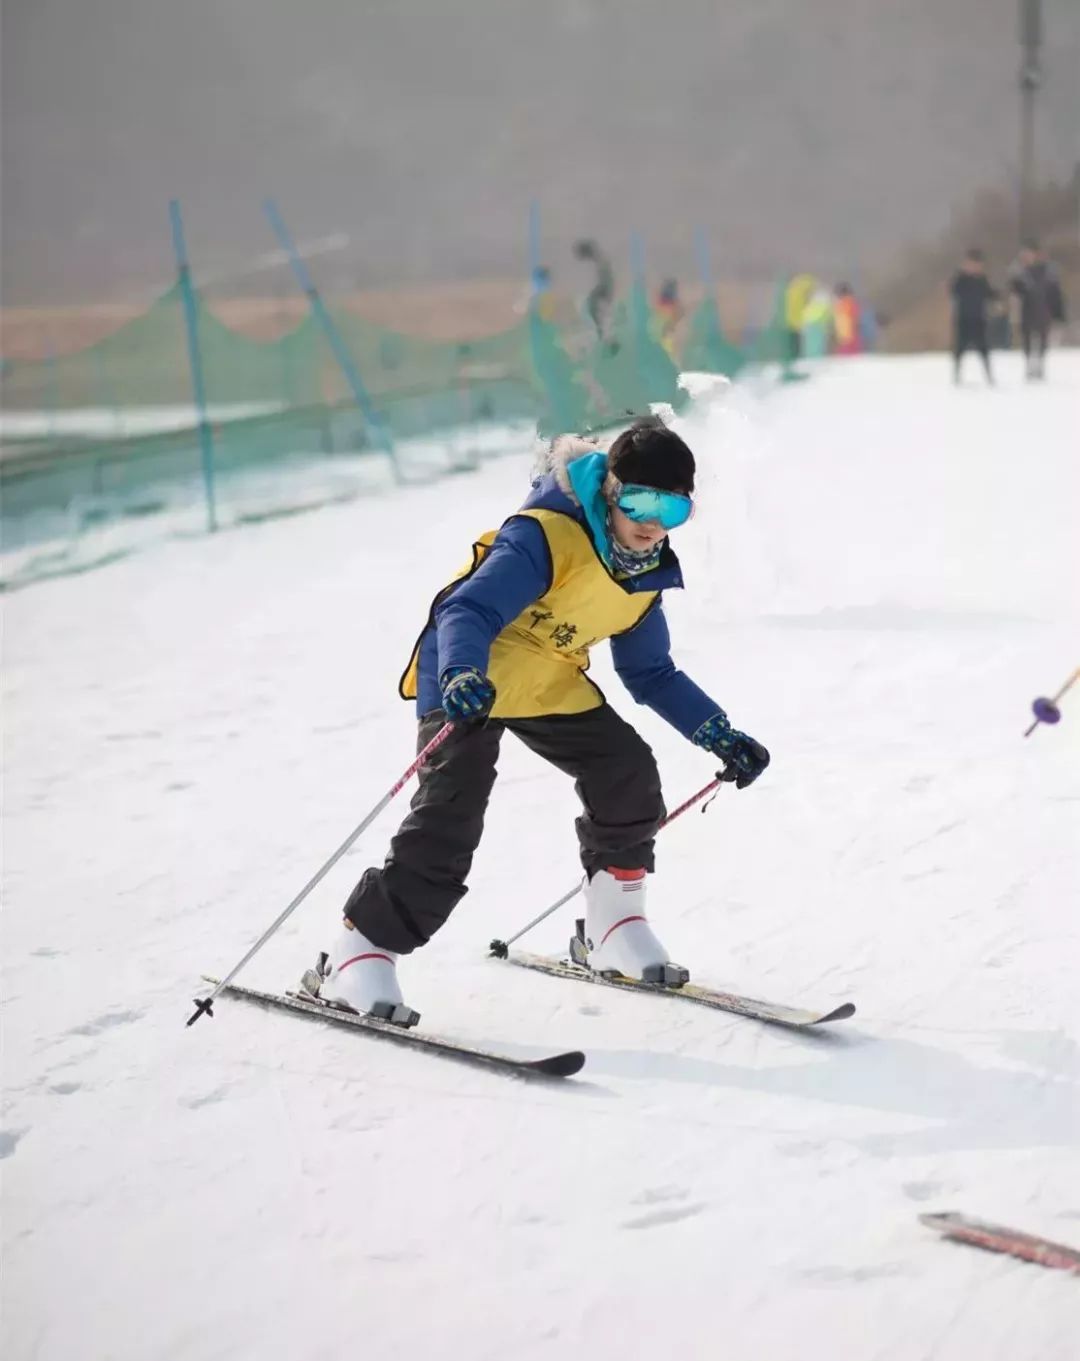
[3,0,1079,305]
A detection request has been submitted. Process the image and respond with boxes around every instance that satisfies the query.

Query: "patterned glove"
[440,666,497,725]
[693,711,770,789]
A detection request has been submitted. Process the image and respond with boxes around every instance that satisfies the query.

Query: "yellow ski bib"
[400,509,659,718]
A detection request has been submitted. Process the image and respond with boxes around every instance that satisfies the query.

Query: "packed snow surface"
[4,351,1078,1360]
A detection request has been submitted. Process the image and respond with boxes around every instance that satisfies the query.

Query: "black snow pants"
[1021,322,1050,377]
[343,705,665,954]
[952,319,992,382]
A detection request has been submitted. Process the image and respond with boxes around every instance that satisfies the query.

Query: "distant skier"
[949,248,998,385]
[574,237,615,343]
[831,283,862,356]
[1008,240,1067,380]
[529,265,555,322]
[783,273,816,361]
[316,417,770,1017]
[655,278,685,357]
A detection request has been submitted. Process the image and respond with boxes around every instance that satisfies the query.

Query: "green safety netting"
[1,278,792,553]
[0,289,537,441]
[681,296,746,379]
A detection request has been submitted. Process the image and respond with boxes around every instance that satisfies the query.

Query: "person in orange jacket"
[832,283,862,356]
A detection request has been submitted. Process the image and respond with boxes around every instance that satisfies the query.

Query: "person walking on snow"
[949,248,998,386]
[318,416,770,1018]
[1008,239,1067,381]
[574,237,616,345]
[655,278,685,358]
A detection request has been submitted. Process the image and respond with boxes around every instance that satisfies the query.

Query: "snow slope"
[4,350,1079,1361]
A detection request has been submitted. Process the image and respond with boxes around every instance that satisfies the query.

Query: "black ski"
[496,951,855,1029]
[201,977,585,1080]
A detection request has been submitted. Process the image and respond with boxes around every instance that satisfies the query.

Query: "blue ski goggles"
[613,482,695,530]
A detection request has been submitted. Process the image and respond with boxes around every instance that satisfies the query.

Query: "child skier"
[319,416,770,1018]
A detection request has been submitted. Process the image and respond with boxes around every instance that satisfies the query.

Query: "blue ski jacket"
[409,454,722,741]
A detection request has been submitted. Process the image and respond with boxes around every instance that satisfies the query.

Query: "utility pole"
[1018,0,1042,242]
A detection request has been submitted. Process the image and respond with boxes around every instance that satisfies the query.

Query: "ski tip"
[813,1001,856,1024]
[530,1050,586,1078]
[920,1212,999,1235]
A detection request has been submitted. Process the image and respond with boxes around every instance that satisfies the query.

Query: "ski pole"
[1023,667,1079,737]
[187,721,455,1026]
[488,770,725,957]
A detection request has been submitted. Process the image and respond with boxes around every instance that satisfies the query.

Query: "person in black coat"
[949,248,998,385]
[1008,240,1067,380]
[574,238,616,344]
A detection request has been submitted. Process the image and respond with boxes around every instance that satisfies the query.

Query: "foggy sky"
[2,0,1078,304]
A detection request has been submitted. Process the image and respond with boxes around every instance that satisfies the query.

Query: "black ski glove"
[440,666,496,725]
[693,712,770,789]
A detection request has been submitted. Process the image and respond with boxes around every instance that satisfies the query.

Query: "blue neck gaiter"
[565,450,663,576]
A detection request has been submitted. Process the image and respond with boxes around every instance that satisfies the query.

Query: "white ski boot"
[571,867,689,987]
[308,921,420,1027]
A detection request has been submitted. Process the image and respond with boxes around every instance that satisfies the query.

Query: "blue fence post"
[44,339,59,446]
[169,200,218,533]
[694,226,713,293]
[93,344,123,440]
[629,230,647,286]
[262,198,401,483]
[528,200,542,281]
[629,230,650,352]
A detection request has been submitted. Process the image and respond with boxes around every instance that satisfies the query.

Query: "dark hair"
[1022,237,1040,252]
[965,247,984,262]
[607,415,695,494]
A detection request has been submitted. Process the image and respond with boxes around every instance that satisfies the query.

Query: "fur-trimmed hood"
[522,433,685,593]
[532,434,605,505]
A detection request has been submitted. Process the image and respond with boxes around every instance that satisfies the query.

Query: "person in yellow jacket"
[319,416,770,1019]
[784,273,816,361]
[655,278,685,358]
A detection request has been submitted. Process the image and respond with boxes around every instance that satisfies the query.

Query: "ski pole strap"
[187,721,455,1025]
[489,770,725,957]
